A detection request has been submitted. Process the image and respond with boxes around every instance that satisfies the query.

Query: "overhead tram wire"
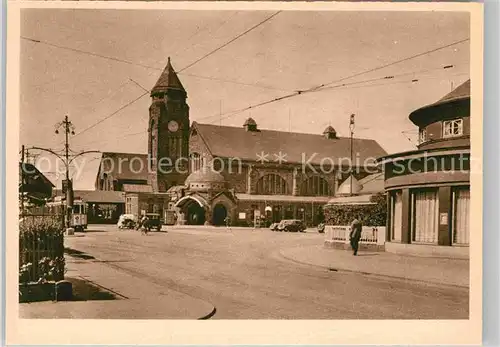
[168,11,240,60]
[211,71,469,124]
[23,34,467,140]
[312,37,470,91]
[199,40,469,123]
[71,91,149,140]
[310,64,463,94]
[78,70,469,149]
[177,11,281,73]
[263,37,469,111]
[21,35,290,93]
[179,73,292,92]
[197,63,468,124]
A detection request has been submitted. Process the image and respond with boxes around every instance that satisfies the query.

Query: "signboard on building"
[440,212,448,225]
[239,212,246,220]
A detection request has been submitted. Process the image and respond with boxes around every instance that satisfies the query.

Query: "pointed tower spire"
[151,57,186,96]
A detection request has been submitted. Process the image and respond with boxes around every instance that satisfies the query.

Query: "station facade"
[94,58,387,226]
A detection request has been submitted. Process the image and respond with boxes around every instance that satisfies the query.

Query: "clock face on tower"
[167,120,179,132]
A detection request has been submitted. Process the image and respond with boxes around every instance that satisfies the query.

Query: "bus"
[46,198,88,232]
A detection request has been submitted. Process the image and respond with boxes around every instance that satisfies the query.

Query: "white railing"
[325,225,386,246]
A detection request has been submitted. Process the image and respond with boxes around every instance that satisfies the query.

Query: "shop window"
[443,119,463,138]
[390,190,403,241]
[453,187,470,245]
[411,189,439,244]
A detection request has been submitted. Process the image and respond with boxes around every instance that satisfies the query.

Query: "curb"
[278,249,469,290]
[65,253,218,319]
[198,306,217,320]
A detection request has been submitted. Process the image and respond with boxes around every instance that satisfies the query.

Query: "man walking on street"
[349,216,363,256]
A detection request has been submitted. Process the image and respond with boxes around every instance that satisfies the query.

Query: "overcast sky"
[20,9,470,189]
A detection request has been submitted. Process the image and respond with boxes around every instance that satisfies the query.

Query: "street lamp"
[26,115,100,230]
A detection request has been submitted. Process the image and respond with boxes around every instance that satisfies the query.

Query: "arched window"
[300,176,330,196]
[190,152,202,173]
[256,174,288,195]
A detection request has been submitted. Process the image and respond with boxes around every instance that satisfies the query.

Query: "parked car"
[270,222,280,231]
[117,214,137,229]
[277,219,307,232]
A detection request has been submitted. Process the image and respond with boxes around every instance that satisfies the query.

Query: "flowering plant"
[19,262,33,285]
[37,256,66,283]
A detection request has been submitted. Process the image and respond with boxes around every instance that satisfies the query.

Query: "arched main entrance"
[212,204,227,226]
[175,195,207,226]
[187,203,205,225]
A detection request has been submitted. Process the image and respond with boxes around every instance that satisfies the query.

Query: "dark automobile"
[142,213,163,232]
[277,219,307,232]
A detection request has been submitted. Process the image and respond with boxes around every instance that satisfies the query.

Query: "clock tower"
[148,57,190,192]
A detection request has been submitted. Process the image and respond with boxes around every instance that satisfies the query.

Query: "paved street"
[61,225,468,319]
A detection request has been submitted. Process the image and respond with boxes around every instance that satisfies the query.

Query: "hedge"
[324,193,387,226]
[19,215,65,284]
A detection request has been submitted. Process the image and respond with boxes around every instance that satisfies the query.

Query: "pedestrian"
[224,216,231,231]
[349,216,363,256]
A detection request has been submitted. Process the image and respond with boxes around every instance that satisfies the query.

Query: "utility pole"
[26,117,100,231]
[55,115,75,229]
[349,114,355,196]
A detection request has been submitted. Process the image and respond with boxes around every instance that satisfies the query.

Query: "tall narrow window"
[300,176,330,196]
[419,128,427,144]
[256,174,288,195]
[190,153,201,172]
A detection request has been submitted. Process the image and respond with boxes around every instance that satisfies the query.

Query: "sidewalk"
[19,255,216,319]
[280,245,469,288]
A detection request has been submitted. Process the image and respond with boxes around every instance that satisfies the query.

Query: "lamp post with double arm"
[28,115,100,230]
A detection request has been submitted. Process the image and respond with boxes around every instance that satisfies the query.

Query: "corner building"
[378,80,471,254]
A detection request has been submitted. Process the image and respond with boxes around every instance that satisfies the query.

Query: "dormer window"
[418,128,427,144]
[443,119,463,138]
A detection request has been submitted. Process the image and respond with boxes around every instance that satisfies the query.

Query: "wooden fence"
[324,225,386,251]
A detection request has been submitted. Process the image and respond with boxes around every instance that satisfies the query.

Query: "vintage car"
[277,219,307,232]
[117,214,137,229]
[269,222,280,231]
[142,213,163,232]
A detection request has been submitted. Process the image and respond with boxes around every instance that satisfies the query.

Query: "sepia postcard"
[6,1,483,345]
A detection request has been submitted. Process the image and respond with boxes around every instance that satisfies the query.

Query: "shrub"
[19,216,65,284]
[324,193,387,226]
